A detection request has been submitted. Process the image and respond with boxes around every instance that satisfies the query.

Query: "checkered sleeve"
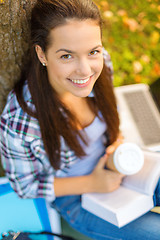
[0,110,55,202]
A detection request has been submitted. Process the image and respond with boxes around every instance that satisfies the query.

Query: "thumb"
[106,145,116,155]
[96,154,108,170]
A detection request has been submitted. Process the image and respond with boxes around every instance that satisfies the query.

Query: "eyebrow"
[55,45,103,54]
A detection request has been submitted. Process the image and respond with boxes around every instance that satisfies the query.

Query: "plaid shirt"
[0,49,113,201]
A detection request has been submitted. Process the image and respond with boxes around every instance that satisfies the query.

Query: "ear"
[35,45,47,66]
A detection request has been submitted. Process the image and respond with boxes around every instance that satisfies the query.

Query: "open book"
[82,150,160,228]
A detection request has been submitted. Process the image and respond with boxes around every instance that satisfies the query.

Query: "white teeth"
[71,77,90,84]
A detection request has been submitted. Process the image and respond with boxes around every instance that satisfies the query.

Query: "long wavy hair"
[15,0,120,170]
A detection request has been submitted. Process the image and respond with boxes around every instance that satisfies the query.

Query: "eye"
[61,54,72,59]
[89,50,99,56]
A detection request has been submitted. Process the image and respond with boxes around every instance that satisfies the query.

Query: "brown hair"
[15,0,119,170]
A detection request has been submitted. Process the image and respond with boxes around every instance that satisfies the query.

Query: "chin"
[75,90,93,98]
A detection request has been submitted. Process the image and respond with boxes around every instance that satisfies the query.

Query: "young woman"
[0,0,160,239]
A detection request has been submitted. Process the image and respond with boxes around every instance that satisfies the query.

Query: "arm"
[0,115,124,200]
[54,154,124,197]
[0,116,55,201]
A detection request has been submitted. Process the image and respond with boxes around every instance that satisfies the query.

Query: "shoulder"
[0,82,41,141]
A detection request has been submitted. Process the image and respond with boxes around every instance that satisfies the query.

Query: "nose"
[76,57,92,77]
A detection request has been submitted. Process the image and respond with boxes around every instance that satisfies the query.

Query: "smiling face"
[36,19,104,102]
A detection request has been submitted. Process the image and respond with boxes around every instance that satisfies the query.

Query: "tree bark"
[0,0,36,176]
[0,0,36,114]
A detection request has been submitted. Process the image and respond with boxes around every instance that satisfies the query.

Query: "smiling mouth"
[69,77,90,84]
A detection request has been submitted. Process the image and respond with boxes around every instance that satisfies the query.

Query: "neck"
[61,94,86,109]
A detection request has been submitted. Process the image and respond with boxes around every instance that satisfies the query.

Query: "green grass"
[95,0,160,87]
[61,218,92,240]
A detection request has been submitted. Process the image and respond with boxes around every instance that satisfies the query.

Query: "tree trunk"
[0,0,36,113]
[0,0,36,176]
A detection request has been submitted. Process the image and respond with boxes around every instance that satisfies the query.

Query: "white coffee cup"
[107,143,144,175]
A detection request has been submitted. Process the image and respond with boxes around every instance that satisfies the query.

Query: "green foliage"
[95,0,160,86]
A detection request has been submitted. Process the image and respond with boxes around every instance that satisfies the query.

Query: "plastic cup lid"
[113,143,144,175]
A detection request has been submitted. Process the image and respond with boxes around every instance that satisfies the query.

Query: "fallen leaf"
[141,19,149,27]
[133,61,143,74]
[150,31,160,44]
[123,17,140,32]
[100,1,109,11]
[141,55,150,64]
[134,75,142,83]
[117,9,127,17]
[154,63,160,75]
[150,3,156,9]
[155,22,160,29]
[138,12,146,21]
[103,11,114,19]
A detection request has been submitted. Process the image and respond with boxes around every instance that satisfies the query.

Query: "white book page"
[89,186,147,212]
[82,186,154,227]
[122,151,160,195]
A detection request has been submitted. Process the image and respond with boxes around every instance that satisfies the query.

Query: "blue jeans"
[52,179,160,240]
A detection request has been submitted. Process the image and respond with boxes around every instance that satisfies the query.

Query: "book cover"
[0,177,61,240]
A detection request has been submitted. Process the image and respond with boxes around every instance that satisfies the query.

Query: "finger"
[120,173,126,179]
[96,154,107,169]
[116,174,125,184]
[106,145,116,155]
[106,137,124,155]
